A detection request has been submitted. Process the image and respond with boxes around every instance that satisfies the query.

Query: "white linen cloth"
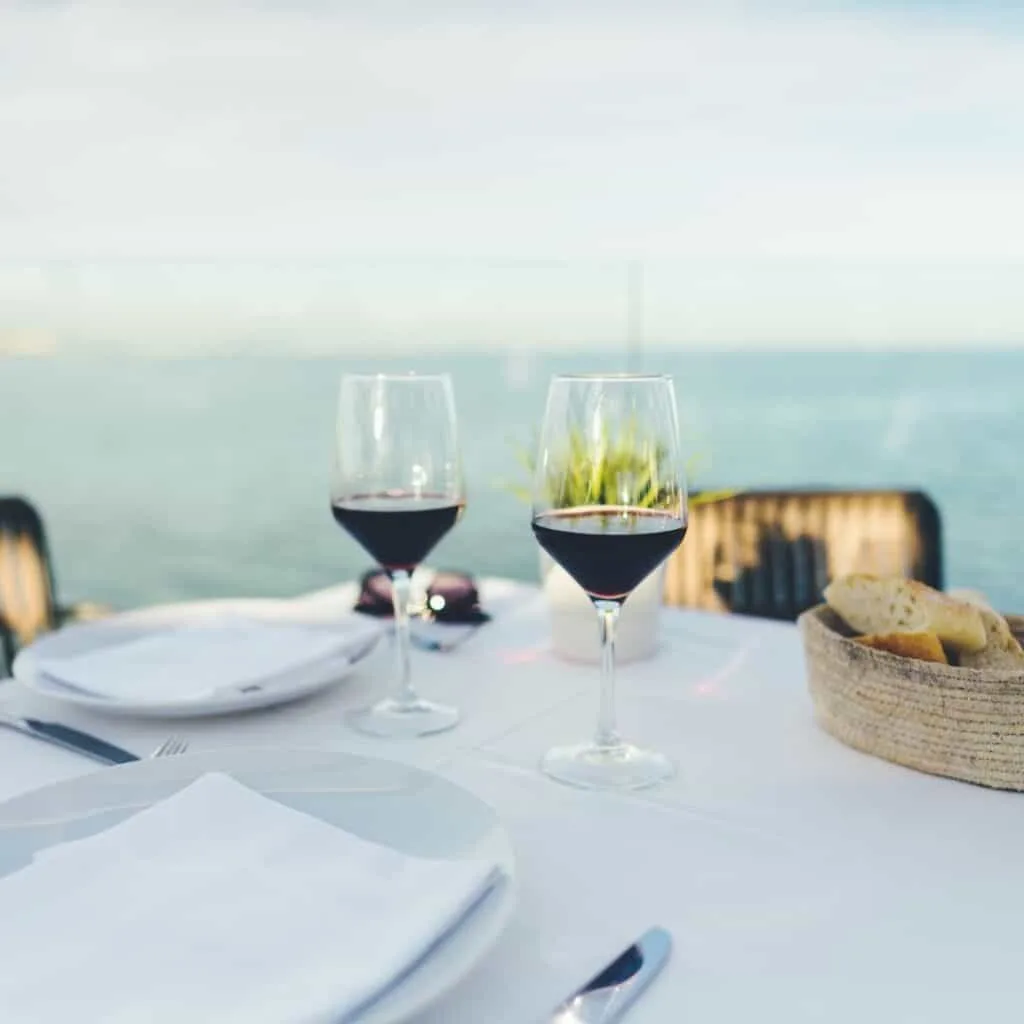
[3,577,1023,1023]
[34,618,382,701]
[0,772,501,1023]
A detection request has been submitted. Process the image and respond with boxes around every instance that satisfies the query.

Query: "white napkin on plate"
[35,618,381,701]
[0,772,501,1023]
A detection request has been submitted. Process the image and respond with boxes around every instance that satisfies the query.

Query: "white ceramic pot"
[538,550,664,664]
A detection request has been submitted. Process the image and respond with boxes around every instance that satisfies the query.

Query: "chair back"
[0,496,58,647]
[664,489,943,620]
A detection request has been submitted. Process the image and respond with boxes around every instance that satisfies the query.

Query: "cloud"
[0,2,1022,346]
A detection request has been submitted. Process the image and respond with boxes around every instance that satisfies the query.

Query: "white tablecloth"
[1,578,1022,1023]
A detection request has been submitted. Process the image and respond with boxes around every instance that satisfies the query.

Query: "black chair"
[0,615,14,678]
[0,496,108,675]
[664,488,943,621]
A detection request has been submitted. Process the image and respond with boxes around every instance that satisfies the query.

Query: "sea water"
[1,349,1020,611]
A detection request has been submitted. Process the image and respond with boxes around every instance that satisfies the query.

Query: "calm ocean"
[1,349,1021,611]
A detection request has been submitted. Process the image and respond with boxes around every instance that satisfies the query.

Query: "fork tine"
[151,736,189,758]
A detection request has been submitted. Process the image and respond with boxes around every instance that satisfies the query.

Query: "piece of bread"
[823,574,987,654]
[946,588,995,612]
[960,607,1024,670]
[854,631,949,665]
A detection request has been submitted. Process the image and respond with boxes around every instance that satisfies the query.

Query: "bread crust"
[960,607,1024,670]
[854,631,949,665]
[824,574,987,653]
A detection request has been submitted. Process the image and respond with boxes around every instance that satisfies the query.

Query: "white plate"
[12,598,384,719]
[0,748,516,1024]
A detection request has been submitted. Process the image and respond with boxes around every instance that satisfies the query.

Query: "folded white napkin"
[36,618,382,701]
[0,772,501,1023]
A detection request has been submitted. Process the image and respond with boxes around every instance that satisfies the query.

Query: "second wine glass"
[531,373,688,789]
[331,372,464,738]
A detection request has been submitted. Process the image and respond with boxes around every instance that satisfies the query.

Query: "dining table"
[0,576,1021,1023]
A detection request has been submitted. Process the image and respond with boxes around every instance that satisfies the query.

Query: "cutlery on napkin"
[33,617,383,702]
[0,772,502,1023]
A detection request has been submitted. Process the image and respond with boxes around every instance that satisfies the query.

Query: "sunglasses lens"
[356,571,393,612]
[356,569,486,623]
[427,573,477,618]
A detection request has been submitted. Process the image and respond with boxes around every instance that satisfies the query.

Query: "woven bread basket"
[799,603,1024,791]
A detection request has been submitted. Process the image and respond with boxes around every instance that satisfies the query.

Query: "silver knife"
[549,927,672,1023]
[0,714,140,765]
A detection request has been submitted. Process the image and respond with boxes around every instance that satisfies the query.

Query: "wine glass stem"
[594,600,622,750]
[389,569,417,708]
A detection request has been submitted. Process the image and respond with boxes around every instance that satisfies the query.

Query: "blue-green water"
[1,350,1021,611]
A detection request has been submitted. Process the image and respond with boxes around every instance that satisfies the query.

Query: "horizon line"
[3,341,1023,358]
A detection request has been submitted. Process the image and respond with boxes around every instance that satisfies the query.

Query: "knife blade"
[0,714,140,765]
[549,926,672,1023]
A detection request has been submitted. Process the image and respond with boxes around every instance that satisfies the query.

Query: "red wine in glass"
[532,507,686,602]
[332,493,465,573]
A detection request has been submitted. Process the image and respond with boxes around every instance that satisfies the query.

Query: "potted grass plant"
[508,433,736,663]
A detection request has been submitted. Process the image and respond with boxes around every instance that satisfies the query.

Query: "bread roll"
[960,607,1024,670]
[946,588,995,611]
[823,574,987,654]
[854,631,949,665]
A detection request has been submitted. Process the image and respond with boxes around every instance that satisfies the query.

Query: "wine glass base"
[541,741,675,791]
[346,698,459,738]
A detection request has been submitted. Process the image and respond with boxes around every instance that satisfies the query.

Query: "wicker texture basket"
[799,604,1024,791]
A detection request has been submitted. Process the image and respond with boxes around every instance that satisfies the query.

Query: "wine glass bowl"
[331,373,464,738]
[531,373,688,789]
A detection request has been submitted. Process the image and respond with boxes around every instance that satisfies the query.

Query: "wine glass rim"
[552,372,671,382]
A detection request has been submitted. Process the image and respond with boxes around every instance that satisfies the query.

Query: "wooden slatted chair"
[0,496,109,675]
[664,489,943,621]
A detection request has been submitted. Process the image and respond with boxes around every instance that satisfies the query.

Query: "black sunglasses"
[353,569,491,625]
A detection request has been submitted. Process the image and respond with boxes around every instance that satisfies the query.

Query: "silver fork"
[150,736,189,758]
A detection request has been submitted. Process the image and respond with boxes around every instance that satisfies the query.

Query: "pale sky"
[1,1,1022,351]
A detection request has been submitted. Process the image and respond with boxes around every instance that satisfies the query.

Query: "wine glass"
[531,373,688,789]
[331,372,465,737]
